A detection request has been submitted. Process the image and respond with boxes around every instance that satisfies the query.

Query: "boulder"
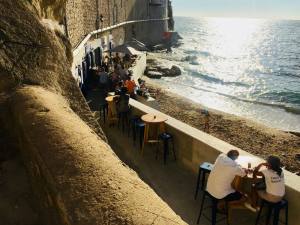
[145,71,162,79]
[166,65,181,77]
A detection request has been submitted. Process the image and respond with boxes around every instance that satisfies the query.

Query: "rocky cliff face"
[0,0,105,139]
[0,1,186,225]
[26,0,66,22]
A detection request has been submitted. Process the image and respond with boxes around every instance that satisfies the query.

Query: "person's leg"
[217,192,243,213]
[257,190,282,203]
[224,192,243,202]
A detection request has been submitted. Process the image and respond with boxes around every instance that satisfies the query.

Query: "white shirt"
[261,169,285,197]
[207,153,246,199]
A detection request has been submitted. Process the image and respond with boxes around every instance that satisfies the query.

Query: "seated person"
[207,150,246,201]
[113,53,121,65]
[123,53,131,63]
[110,67,120,90]
[115,81,123,95]
[253,156,285,203]
[116,87,130,113]
[138,78,146,89]
[119,64,129,81]
[125,74,137,98]
[98,67,109,91]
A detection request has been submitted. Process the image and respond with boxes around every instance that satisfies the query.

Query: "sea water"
[151,17,300,132]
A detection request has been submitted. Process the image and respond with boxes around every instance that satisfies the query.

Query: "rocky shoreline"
[142,71,300,175]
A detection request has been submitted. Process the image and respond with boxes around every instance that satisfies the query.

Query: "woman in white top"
[253,156,285,203]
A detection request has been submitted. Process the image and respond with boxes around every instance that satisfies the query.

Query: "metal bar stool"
[197,191,229,225]
[118,111,129,133]
[99,102,108,122]
[130,117,145,149]
[156,132,176,164]
[255,199,288,225]
[194,162,213,200]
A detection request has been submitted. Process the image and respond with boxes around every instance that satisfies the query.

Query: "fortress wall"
[66,0,170,48]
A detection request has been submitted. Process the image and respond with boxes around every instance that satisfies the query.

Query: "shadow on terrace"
[86,87,259,225]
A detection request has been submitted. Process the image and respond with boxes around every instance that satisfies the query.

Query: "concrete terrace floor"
[86,88,259,225]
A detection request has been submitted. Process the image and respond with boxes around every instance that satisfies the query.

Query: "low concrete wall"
[130,53,147,82]
[129,98,300,225]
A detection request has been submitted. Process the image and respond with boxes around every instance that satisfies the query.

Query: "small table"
[232,156,263,208]
[105,96,119,125]
[141,114,167,154]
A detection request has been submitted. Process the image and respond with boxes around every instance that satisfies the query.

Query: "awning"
[106,44,142,55]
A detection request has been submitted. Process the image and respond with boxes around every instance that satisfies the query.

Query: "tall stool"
[197,191,228,225]
[255,199,288,225]
[194,162,213,200]
[118,111,129,132]
[157,132,176,164]
[99,102,108,122]
[128,116,139,137]
[131,118,145,149]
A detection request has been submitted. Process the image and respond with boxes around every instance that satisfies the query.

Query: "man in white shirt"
[207,150,246,201]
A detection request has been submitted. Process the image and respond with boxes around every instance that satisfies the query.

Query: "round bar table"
[230,156,264,213]
[105,96,119,126]
[141,114,167,154]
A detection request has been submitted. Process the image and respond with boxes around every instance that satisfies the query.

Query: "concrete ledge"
[129,98,300,225]
[10,86,187,225]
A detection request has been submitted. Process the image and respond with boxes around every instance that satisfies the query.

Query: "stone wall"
[66,0,98,47]
[66,0,171,47]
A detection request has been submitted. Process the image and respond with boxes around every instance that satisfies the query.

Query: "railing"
[73,17,169,56]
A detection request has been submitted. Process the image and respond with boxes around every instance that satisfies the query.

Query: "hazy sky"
[172,0,300,20]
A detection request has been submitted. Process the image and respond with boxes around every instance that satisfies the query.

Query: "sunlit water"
[150,17,300,132]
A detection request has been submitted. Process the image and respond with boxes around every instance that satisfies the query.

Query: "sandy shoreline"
[142,76,300,175]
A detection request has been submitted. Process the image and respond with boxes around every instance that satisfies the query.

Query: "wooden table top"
[236,155,262,170]
[141,114,167,123]
[105,95,119,102]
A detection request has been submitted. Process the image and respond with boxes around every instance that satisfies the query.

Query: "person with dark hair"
[98,67,109,92]
[253,155,285,203]
[206,150,246,202]
[113,52,121,65]
[119,64,129,81]
[116,87,130,114]
[110,66,120,91]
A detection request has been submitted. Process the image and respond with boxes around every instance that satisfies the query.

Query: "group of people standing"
[97,53,150,117]
[98,53,137,97]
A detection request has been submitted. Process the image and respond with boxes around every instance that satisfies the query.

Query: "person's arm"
[236,165,247,177]
[253,163,268,178]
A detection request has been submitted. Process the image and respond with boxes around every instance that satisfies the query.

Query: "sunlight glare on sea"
[151,17,300,132]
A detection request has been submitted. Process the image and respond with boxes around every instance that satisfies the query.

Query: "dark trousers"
[224,191,243,202]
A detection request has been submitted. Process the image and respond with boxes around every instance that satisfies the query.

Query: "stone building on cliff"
[66,0,173,48]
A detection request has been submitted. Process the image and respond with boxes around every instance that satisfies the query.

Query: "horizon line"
[173,15,300,21]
